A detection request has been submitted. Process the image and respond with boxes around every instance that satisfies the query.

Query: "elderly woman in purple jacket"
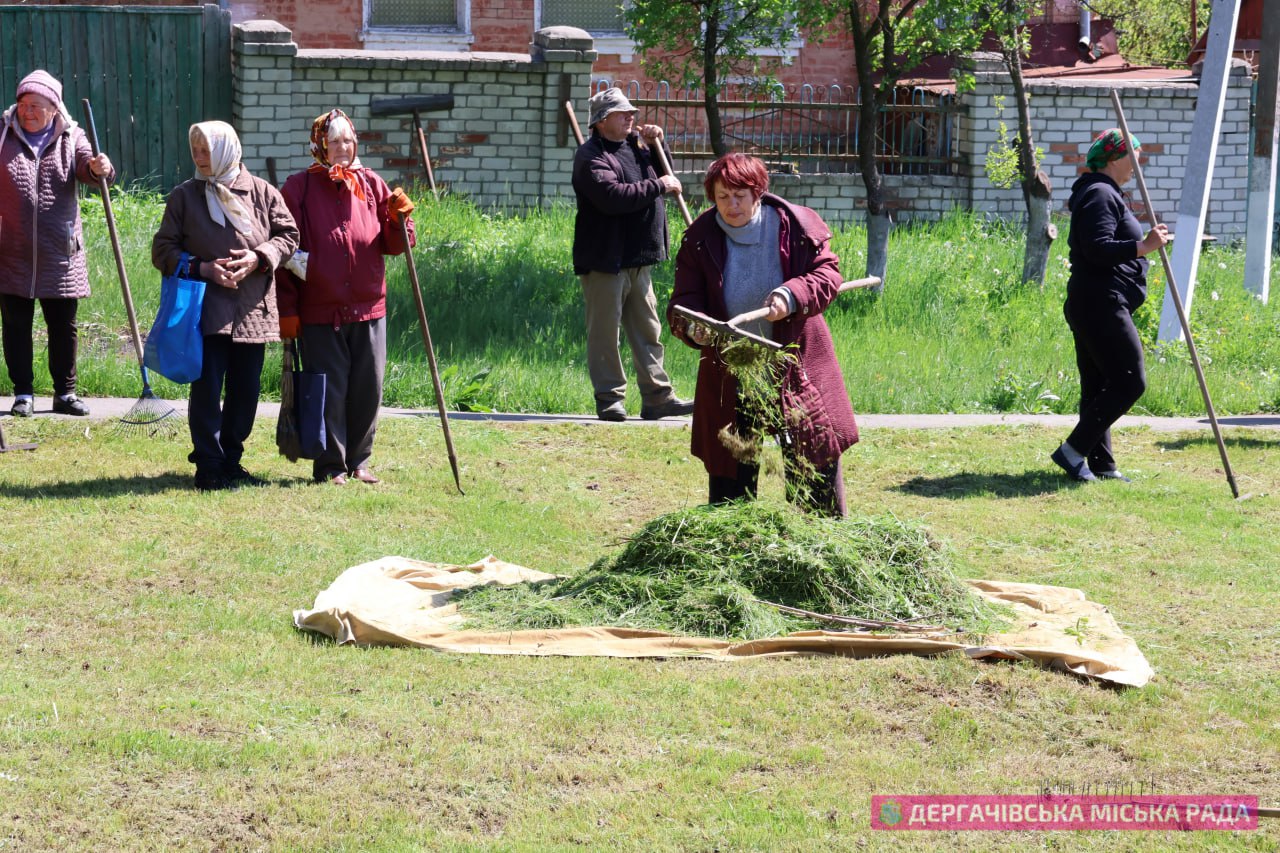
[668,153,858,517]
[0,70,113,418]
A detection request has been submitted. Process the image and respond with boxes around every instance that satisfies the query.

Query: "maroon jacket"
[275,167,413,328]
[669,193,858,479]
[0,108,115,300]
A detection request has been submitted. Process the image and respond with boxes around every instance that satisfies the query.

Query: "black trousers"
[187,334,265,475]
[1064,295,1147,474]
[709,455,847,518]
[0,294,79,397]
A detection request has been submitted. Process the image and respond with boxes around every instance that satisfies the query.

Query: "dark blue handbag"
[144,253,205,384]
[293,337,328,460]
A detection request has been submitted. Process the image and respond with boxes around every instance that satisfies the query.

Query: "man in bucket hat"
[571,87,692,422]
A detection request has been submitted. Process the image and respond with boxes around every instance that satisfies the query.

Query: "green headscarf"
[1086,128,1141,171]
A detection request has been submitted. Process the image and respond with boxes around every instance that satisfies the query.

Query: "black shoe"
[10,397,33,417]
[227,465,267,487]
[640,397,694,420]
[194,470,230,492]
[1050,446,1096,482]
[1094,470,1132,483]
[52,394,89,416]
[596,401,627,422]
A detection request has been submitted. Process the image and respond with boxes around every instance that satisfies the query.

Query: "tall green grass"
[43,190,1280,416]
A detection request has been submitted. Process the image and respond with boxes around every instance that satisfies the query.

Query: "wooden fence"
[0,3,232,191]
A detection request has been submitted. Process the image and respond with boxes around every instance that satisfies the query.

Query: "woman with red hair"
[668,153,857,516]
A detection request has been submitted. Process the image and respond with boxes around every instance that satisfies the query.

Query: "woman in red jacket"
[668,154,857,517]
[277,109,415,485]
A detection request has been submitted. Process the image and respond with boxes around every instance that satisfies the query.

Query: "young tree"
[983,0,1055,286]
[626,0,820,156]
[840,0,989,287]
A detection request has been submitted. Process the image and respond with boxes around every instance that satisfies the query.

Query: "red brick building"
[232,0,1105,91]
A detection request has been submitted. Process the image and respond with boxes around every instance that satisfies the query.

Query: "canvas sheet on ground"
[293,556,1155,688]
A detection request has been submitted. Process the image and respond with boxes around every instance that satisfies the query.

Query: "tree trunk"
[1004,28,1055,286]
[851,7,887,289]
[1021,173,1056,286]
[703,9,727,156]
[866,210,892,286]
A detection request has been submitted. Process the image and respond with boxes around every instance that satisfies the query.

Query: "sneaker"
[1050,446,1096,482]
[194,470,230,492]
[1094,470,1132,483]
[52,394,89,416]
[227,465,267,487]
[640,397,694,420]
[596,401,627,422]
[10,397,33,417]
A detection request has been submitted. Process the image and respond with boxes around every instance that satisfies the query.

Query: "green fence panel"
[0,4,232,192]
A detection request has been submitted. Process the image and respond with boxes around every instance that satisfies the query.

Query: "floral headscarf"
[189,121,256,236]
[1086,128,1141,172]
[308,108,366,202]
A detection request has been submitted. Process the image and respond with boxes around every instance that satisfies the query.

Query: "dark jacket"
[275,167,413,328]
[571,131,669,275]
[0,107,116,300]
[152,169,298,343]
[669,193,858,479]
[1066,171,1148,309]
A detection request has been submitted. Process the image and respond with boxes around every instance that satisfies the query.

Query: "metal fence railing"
[593,79,961,177]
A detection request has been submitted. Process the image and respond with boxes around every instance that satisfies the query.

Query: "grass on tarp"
[456,501,1010,641]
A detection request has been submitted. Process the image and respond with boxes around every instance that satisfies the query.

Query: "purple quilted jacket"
[0,106,114,300]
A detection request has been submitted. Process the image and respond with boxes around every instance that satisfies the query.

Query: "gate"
[0,4,232,191]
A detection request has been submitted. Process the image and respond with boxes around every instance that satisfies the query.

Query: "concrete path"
[4,395,1280,432]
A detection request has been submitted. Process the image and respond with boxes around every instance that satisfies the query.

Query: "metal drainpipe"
[1078,3,1092,55]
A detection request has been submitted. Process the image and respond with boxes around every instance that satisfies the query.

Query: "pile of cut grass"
[457,501,1009,640]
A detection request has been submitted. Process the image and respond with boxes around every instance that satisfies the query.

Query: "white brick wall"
[232,28,1256,233]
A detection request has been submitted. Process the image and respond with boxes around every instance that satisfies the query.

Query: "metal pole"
[1111,90,1242,499]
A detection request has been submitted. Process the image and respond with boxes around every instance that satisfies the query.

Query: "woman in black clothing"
[1051,128,1169,483]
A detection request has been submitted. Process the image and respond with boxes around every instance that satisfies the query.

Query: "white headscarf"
[189,121,255,236]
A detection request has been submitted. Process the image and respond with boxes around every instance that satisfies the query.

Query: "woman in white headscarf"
[152,121,298,492]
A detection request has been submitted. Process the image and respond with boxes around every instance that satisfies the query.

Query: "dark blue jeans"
[187,334,265,475]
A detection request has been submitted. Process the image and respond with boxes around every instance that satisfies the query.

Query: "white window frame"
[534,0,636,61]
[361,0,474,50]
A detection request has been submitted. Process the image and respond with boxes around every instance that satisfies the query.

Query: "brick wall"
[959,53,1255,238]
[232,26,1254,235]
[233,22,594,208]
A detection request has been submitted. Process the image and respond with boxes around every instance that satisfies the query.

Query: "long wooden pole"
[399,217,463,494]
[648,139,693,227]
[412,108,438,198]
[1110,91,1241,499]
[565,101,584,146]
[81,99,157,396]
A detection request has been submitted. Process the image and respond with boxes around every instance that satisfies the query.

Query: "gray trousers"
[579,266,674,407]
[300,317,386,481]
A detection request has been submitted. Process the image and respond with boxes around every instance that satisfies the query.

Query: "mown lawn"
[44,190,1280,419]
[1,414,1277,850]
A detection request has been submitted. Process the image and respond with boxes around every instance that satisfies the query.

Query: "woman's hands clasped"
[200,248,259,290]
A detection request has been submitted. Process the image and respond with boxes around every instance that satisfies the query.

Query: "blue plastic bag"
[144,253,205,384]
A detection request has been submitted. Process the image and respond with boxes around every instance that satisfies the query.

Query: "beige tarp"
[293,556,1155,687]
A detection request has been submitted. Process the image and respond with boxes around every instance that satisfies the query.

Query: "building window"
[537,0,634,60]
[362,0,473,50]
[540,0,626,34]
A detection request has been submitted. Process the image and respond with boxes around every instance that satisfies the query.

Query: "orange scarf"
[307,162,367,202]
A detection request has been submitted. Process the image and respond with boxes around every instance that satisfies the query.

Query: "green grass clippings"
[457,501,1008,640]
